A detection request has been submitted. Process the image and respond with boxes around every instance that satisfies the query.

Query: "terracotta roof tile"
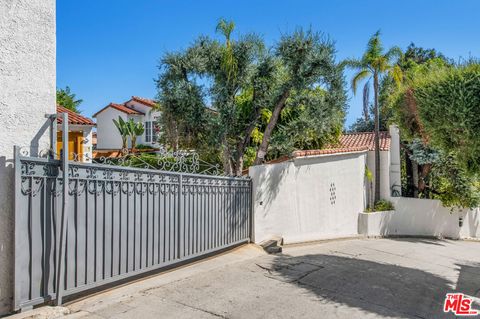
[57,105,95,125]
[336,131,390,151]
[131,96,157,107]
[292,146,370,158]
[263,131,391,164]
[293,132,390,159]
[93,103,144,117]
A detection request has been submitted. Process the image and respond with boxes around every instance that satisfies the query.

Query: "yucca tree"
[344,30,402,202]
[126,119,145,151]
[216,18,237,83]
[112,116,129,150]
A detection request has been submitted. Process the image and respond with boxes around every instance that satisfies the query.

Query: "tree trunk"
[222,137,233,176]
[253,90,290,165]
[233,103,263,176]
[132,136,137,152]
[418,164,432,196]
[412,160,419,198]
[373,72,381,203]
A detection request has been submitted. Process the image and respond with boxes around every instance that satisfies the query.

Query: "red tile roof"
[57,105,95,125]
[92,103,144,117]
[292,146,370,158]
[337,131,390,151]
[264,131,391,164]
[293,132,390,158]
[130,96,157,107]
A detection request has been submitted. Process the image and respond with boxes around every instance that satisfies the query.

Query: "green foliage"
[267,87,344,159]
[374,200,395,211]
[56,86,83,113]
[112,116,128,149]
[384,46,480,208]
[135,144,156,150]
[429,153,480,208]
[364,200,395,212]
[112,117,145,150]
[415,64,480,173]
[126,119,145,150]
[406,139,440,165]
[156,21,346,174]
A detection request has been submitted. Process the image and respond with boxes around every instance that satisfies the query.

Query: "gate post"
[249,178,255,243]
[55,113,68,305]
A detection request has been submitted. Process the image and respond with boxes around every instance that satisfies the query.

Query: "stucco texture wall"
[250,152,367,244]
[0,0,55,314]
[359,197,480,239]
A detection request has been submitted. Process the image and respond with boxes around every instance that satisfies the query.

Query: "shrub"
[374,200,395,211]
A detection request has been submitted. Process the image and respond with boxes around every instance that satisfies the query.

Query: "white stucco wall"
[95,108,127,149]
[250,152,367,244]
[358,197,480,239]
[0,0,56,314]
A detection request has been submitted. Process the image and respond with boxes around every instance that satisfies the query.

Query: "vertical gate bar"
[177,174,183,259]
[55,113,68,305]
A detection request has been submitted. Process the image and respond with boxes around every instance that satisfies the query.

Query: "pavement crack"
[169,299,228,318]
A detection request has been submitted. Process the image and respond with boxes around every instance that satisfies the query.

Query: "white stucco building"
[93,96,160,150]
[0,0,56,314]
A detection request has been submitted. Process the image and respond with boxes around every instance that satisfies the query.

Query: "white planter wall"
[359,197,480,239]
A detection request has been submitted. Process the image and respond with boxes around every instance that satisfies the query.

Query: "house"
[93,96,160,150]
[56,105,95,162]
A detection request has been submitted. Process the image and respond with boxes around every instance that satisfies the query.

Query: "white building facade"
[94,96,160,150]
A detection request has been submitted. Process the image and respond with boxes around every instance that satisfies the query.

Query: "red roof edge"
[93,103,144,117]
[57,105,95,126]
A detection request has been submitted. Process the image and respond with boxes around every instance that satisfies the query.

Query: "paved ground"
[25,238,480,319]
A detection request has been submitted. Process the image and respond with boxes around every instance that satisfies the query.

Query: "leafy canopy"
[156,21,346,175]
[56,86,83,113]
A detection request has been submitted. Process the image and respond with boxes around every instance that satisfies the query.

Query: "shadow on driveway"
[262,253,480,318]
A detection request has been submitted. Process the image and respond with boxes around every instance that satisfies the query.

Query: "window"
[145,121,158,144]
[145,121,152,143]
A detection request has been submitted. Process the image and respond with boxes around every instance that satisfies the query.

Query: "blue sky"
[57,0,480,128]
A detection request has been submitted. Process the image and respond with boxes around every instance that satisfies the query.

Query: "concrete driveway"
[34,238,480,319]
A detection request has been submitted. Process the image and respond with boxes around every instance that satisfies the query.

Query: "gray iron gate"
[14,147,252,310]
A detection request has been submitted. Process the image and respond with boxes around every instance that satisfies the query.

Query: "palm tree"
[126,119,145,151]
[112,116,129,150]
[344,30,402,203]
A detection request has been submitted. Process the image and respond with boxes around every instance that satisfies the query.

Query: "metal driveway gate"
[14,146,252,310]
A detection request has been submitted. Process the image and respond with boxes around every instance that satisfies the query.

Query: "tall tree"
[253,29,344,165]
[344,30,402,202]
[56,86,83,113]
[157,22,345,175]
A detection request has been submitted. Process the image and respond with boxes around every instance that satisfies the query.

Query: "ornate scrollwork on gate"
[94,147,222,176]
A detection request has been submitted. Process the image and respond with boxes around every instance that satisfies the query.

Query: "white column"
[389,125,402,197]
